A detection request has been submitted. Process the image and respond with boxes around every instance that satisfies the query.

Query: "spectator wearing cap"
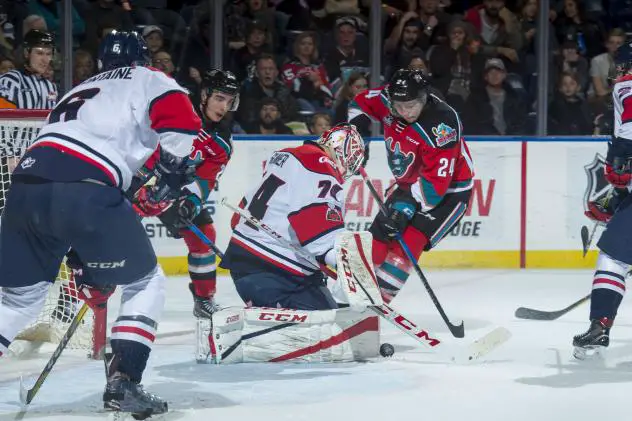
[587,28,626,99]
[28,0,85,45]
[413,0,453,50]
[324,17,369,87]
[281,31,333,114]
[81,0,134,56]
[463,57,528,135]
[384,11,423,78]
[142,25,164,54]
[428,19,485,109]
[229,19,271,82]
[552,36,589,96]
[237,53,300,128]
[464,0,523,72]
[243,97,294,135]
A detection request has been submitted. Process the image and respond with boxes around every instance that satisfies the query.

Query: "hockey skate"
[189,283,220,318]
[572,317,612,360]
[103,354,168,420]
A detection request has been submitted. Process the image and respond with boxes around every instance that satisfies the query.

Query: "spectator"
[553,0,604,59]
[80,0,134,56]
[587,28,626,99]
[177,13,212,91]
[548,71,593,135]
[323,17,369,87]
[309,112,332,136]
[2,0,29,47]
[428,19,484,109]
[0,56,14,74]
[464,0,523,72]
[237,54,300,127]
[28,0,85,44]
[414,0,453,50]
[333,71,368,124]
[23,14,47,35]
[152,49,175,77]
[463,58,528,135]
[407,51,430,74]
[244,0,278,49]
[142,25,164,55]
[384,12,423,78]
[229,20,270,82]
[73,49,95,86]
[552,37,589,95]
[243,97,294,135]
[281,31,333,113]
[124,0,186,48]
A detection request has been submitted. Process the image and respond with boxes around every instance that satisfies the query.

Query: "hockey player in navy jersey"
[0,31,201,417]
[573,42,632,359]
[220,124,366,310]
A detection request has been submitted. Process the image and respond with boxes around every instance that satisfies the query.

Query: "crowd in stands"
[0,0,628,136]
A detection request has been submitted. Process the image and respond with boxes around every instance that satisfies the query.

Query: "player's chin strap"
[219,198,511,361]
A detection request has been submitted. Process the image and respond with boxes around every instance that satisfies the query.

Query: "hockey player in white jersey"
[0,31,201,417]
[573,41,632,359]
[220,123,366,310]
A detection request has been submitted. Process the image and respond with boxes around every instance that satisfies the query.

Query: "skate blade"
[106,410,167,421]
[573,345,606,360]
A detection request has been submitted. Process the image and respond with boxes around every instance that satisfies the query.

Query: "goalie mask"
[317,124,365,180]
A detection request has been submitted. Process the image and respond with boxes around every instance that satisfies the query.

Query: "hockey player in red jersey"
[349,68,474,303]
[134,69,239,318]
[572,42,632,359]
[220,124,366,310]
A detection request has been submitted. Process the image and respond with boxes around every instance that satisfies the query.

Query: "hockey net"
[0,109,106,359]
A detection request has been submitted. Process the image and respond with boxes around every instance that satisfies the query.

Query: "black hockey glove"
[173,193,203,228]
[382,196,418,239]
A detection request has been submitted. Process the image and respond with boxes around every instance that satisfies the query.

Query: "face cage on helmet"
[326,126,365,180]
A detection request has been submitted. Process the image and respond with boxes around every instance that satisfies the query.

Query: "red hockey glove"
[133,186,173,217]
[584,200,613,223]
[77,283,116,310]
[605,163,632,188]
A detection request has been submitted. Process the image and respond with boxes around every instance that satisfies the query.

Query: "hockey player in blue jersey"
[0,31,201,418]
[573,41,632,359]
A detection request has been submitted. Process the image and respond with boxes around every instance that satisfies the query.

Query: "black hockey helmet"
[614,41,632,81]
[23,29,55,52]
[201,69,241,112]
[386,68,430,122]
[97,30,150,72]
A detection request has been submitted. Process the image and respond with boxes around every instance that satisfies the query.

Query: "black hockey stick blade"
[581,225,590,257]
[19,303,90,405]
[514,294,590,320]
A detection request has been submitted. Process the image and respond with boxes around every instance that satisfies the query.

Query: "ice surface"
[2,269,632,421]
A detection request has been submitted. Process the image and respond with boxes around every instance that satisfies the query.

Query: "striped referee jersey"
[0,69,57,109]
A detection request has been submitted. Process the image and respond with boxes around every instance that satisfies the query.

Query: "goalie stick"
[220,198,509,360]
[357,167,465,338]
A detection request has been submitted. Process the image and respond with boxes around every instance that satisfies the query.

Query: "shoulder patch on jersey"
[432,123,457,147]
[269,151,289,167]
[385,137,415,178]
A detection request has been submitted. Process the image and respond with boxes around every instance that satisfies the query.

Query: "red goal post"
[0,109,107,359]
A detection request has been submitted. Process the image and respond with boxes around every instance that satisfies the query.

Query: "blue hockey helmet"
[97,30,150,72]
[614,41,632,81]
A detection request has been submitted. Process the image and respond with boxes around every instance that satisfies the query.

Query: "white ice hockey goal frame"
[0,109,107,359]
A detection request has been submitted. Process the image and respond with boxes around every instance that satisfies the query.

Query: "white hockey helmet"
[317,123,365,180]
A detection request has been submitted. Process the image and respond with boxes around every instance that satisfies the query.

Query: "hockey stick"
[19,303,90,405]
[220,198,509,360]
[357,167,465,338]
[514,295,590,321]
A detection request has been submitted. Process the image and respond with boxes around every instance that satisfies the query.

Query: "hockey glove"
[133,185,173,217]
[585,199,614,224]
[605,163,632,189]
[77,283,116,310]
[174,193,203,227]
[383,198,417,239]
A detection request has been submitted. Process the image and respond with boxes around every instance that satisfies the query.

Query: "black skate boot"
[189,283,219,318]
[572,317,612,360]
[51,295,78,323]
[103,353,167,420]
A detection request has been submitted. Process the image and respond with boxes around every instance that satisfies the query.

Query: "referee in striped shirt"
[0,29,57,109]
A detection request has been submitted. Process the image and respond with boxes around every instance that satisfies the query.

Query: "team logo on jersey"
[383,115,394,126]
[326,203,343,222]
[432,123,457,147]
[385,137,414,178]
[583,153,609,212]
[20,157,36,169]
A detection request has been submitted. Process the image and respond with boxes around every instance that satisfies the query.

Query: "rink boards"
[142,135,608,272]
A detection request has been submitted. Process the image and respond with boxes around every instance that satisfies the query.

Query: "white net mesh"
[0,110,104,358]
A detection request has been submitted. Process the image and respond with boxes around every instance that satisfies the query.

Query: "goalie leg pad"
[0,281,49,356]
[196,307,379,363]
[111,265,165,382]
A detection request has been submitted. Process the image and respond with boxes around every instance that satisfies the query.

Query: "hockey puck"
[380,343,395,357]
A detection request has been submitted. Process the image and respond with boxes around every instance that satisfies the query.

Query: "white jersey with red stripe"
[14,66,201,190]
[614,77,632,140]
[221,142,345,277]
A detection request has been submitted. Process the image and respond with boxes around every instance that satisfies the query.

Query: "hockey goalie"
[198,124,384,363]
